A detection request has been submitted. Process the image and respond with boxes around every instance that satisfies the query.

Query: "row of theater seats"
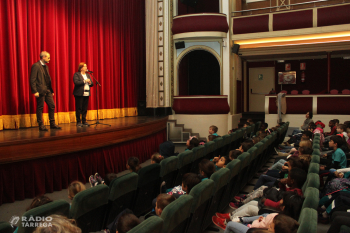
[0,122,290,233]
[296,133,321,233]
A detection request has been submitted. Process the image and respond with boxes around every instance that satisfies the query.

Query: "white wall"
[169,114,230,138]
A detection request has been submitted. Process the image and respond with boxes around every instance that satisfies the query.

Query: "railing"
[231,0,343,15]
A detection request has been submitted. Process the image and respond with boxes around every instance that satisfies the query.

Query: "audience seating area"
[8,122,324,233]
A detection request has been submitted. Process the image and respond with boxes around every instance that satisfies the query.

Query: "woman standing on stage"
[73,62,94,127]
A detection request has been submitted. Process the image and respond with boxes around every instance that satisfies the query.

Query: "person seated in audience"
[318,191,350,224]
[104,173,118,186]
[115,212,141,233]
[186,136,199,151]
[290,111,313,136]
[151,152,164,164]
[243,122,250,128]
[320,135,347,172]
[337,124,349,141]
[214,156,230,171]
[155,193,176,216]
[228,150,242,161]
[33,214,82,233]
[68,181,86,200]
[275,139,312,159]
[347,128,350,145]
[324,120,337,136]
[126,157,142,173]
[208,134,219,142]
[247,118,254,125]
[215,211,299,233]
[252,136,261,144]
[209,125,219,136]
[26,195,53,211]
[281,130,312,150]
[198,159,216,180]
[165,173,201,197]
[258,131,267,140]
[159,140,177,158]
[260,123,268,132]
[238,140,254,153]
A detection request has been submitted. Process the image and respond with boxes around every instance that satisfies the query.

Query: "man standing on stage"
[30,51,61,131]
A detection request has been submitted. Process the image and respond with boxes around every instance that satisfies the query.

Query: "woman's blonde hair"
[68,181,86,200]
[299,140,312,149]
[33,214,81,233]
[151,153,164,164]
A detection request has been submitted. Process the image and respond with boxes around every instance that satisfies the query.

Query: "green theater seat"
[298,208,317,233]
[308,163,320,174]
[127,216,163,233]
[161,195,193,233]
[70,185,109,233]
[160,156,179,188]
[302,187,319,211]
[0,222,16,233]
[17,200,70,233]
[174,150,193,186]
[302,173,320,194]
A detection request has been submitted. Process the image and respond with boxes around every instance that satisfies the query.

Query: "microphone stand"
[88,72,111,128]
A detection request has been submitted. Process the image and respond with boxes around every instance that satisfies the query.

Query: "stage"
[0,116,168,205]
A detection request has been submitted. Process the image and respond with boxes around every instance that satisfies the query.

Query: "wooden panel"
[0,117,168,164]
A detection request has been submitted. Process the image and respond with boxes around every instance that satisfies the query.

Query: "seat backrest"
[226,159,241,179]
[330,89,339,94]
[204,141,216,154]
[237,152,251,168]
[302,173,320,193]
[280,90,287,94]
[192,145,206,162]
[70,185,109,233]
[106,173,139,226]
[302,90,310,94]
[342,89,350,94]
[298,208,317,233]
[138,164,161,187]
[17,200,70,233]
[177,150,193,168]
[302,187,319,211]
[308,163,319,174]
[161,195,193,233]
[210,168,230,194]
[311,155,320,164]
[291,90,298,95]
[0,222,13,233]
[127,216,163,233]
[160,156,178,187]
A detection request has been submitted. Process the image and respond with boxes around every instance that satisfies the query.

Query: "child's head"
[287,157,308,172]
[337,124,347,133]
[308,122,316,132]
[329,135,345,149]
[229,150,242,160]
[126,157,141,173]
[259,131,267,139]
[306,111,313,119]
[68,181,86,200]
[209,125,218,135]
[252,137,261,144]
[261,123,268,130]
[247,118,253,123]
[237,122,244,129]
[280,191,304,220]
[104,173,118,186]
[151,152,164,164]
[116,213,140,233]
[198,159,216,178]
[329,120,336,128]
[216,156,230,169]
[270,214,299,233]
[181,173,201,194]
[301,131,312,139]
[33,214,81,233]
[186,137,199,150]
[334,119,339,126]
[239,140,254,152]
[298,140,312,149]
[155,194,176,216]
[298,146,313,156]
[287,168,307,189]
[208,135,218,142]
[243,122,249,128]
[26,195,53,211]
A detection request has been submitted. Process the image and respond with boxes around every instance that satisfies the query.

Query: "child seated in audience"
[247,118,254,125]
[165,173,201,197]
[199,159,216,180]
[115,212,141,233]
[337,124,349,141]
[151,152,164,164]
[260,123,268,132]
[26,195,53,211]
[209,125,219,136]
[127,157,142,173]
[68,181,86,200]
[252,136,261,144]
[237,140,255,153]
[155,194,176,216]
[186,136,199,151]
[89,172,117,187]
[228,150,242,161]
[208,134,219,142]
[214,156,230,171]
[320,135,347,171]
[104,173,118,186]
[324,120,337,136]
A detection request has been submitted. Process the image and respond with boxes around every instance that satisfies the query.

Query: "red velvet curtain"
[0,129,166,205]
[0,0,145,129]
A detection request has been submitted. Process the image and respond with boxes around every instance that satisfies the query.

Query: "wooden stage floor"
[0,116,168,164]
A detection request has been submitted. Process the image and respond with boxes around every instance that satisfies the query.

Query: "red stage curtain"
[0,129,166,205]
[0,0,145,129]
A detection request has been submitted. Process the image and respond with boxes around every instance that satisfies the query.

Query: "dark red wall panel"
[273,10,313,31]
[286,97,312,114]
[317,97,350,115]
[172,15,229,35]
[269,97,277,114]
[177,0,220,16]
[233,15,269,34]
[318,5,350,27]
[173,96,230,114]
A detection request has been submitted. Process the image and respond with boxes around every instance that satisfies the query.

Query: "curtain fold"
[0,0,145,130]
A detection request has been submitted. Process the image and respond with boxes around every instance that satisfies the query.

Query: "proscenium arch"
[175,45,223,96]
